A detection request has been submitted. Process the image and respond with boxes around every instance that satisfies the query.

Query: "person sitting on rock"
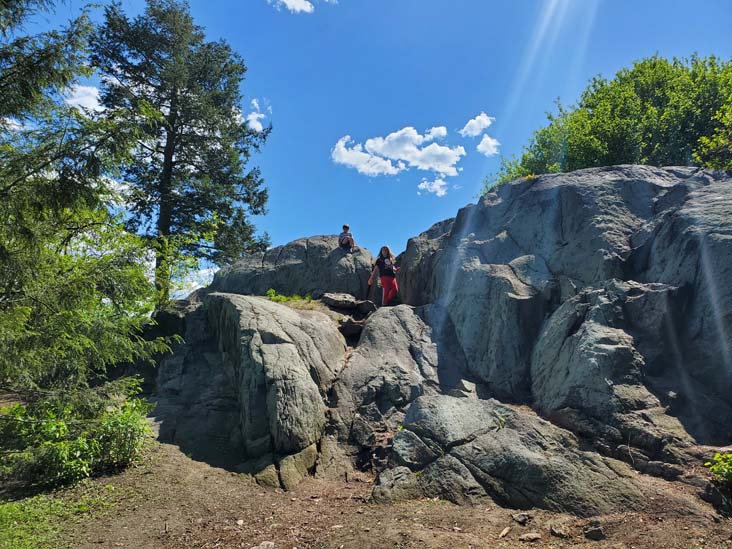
[338,224,358,252]
[369,246,400,306]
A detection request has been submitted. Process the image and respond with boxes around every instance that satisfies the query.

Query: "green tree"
[487,55,732,191]
[91,0,270,303]
[1,1,168,486]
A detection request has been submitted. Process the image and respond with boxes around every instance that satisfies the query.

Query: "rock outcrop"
[155,165,732,516]
[155,292,346,487]
[374,396,645,516]
[209,235,374,299]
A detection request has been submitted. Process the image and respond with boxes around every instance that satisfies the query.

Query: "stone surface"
[321,292,358,309]
[154,165,732,499]
[531,279,726,464]
[398,166,732,407]
[155,293,346,473]
[278,444,318,490]
[328,304,474,449]
[209,235,374,299]
[377,395,645,516]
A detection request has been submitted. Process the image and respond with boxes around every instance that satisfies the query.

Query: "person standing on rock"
[369,246,400,306]
[338,224,358,253]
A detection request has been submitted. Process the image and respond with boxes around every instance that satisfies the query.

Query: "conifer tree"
[92,0,270,303]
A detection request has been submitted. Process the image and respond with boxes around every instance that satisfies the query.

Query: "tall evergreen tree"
[91,0,269,303]
[0,0,166,392]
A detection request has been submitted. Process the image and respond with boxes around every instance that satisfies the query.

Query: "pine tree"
[91,0,269,303]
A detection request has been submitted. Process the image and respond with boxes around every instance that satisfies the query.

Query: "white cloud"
[363,126,465,177]
[425,126,447,140]
[246,98,268,132]
[477,134,501,157]
[268,0,314,13]
[331,136,402,176]
[64,85,103,112]
[459,111,495,138]
[417,178,448,197]
[247,111,266,132]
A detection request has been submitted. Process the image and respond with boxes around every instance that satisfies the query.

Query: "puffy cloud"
[333,123,474,196]
[331,136,402,176]
[363,126,465,177]
[246,111,266,132]
[2,117,24,131]
[246,98,268,132]
[425,126,447,140]
[268,0,314,13]
[64,85,103,112]
[459,111,495,137]
[417,178,448,197]
[477,134,500,157]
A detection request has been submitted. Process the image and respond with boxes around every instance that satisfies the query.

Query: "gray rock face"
[209,235,374,299]
[154,165,732,508]
[634,175,732,441]
[399,166,732,408]
[531,279,731,458]
[155,292,346,484]
[375,395,645,516]
[328,304,474,450]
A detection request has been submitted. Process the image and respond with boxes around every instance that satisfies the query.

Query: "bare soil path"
[59,441,732,549]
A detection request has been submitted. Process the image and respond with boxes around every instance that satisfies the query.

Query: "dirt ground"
[58,441,732,549]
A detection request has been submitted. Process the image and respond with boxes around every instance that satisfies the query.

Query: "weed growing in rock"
[706,453,732,485]
[265,288,313,303]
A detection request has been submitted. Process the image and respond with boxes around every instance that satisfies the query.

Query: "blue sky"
[37,0,732,259]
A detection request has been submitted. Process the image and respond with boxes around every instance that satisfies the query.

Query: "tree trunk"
[155,90,178,305]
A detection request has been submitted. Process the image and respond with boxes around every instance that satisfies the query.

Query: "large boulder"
[155,293,347,486]
[633,173,732,441]
[328,304,474,451]
[209,235,374,299]
[531,279,732,461]
[397,166,732,406]
[153,165,732,503]
[374,395,645,516]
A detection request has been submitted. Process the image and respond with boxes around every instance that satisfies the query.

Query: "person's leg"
[387,277,398,305]
[380,276,389,305]
[390,277,399,304]
[381,276,398,306]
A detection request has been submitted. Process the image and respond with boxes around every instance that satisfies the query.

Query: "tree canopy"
[91,0,270,303]
[1,0,169,486]
[488,55,732,190]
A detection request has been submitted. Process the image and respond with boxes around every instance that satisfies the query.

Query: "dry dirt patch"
[60,441,732,549]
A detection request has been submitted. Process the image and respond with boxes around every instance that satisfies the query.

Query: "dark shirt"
[375,257,397,278]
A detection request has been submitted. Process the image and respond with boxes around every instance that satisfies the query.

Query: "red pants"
[381,276,398,306]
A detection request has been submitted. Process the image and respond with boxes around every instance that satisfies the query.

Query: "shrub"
[0,379,152,487]
[705,453,732,485]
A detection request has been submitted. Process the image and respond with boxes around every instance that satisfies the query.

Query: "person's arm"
[367,265,378,285]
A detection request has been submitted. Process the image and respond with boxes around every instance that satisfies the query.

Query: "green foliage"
[91,0,270,303]
[0,379,152,486]
[705,453,732,485]
[0,481,117,549]
[0,0,168,488]
[265,288,312,303]
[484,55,732,192]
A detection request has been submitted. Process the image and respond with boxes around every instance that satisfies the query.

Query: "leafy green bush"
[265,288,312,303]
[705,453,732,485]
[0,379,152,487]
[484,55,732,192]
